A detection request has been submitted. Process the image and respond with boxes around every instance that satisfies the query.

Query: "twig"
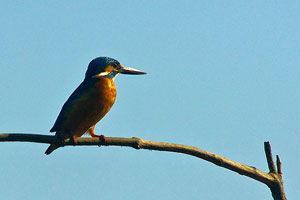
[264,142,287,200]
[276,155,282,175]
[264,142,276,173]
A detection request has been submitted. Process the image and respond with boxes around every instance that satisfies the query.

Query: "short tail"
[45,144,59,155]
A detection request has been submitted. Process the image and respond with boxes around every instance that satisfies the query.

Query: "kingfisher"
[45,57,146,155]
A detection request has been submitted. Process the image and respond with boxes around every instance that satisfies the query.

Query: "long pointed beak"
[119,66,147,75]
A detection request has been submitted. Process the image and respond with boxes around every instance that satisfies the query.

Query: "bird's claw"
[99,135,107,143]
[91,132,106,141]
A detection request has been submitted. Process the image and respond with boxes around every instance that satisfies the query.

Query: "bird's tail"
[45,144,59,155]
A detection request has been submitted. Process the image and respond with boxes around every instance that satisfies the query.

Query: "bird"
[45,57,146,155]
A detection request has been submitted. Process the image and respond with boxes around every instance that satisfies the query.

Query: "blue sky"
[0,1,299,199]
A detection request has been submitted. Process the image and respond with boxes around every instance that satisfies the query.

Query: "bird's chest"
[94,78,117,110]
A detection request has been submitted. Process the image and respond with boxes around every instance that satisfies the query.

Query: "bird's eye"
[114,65,121,70]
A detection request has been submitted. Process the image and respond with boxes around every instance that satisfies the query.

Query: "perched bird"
[45,57,146,155]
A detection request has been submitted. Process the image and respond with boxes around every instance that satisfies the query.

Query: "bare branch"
[276,155,282,175]
[0,133,287,200]
[264,141,276,173]
[263,141,287,200]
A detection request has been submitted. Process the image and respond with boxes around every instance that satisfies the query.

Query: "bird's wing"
[50,79,96,133]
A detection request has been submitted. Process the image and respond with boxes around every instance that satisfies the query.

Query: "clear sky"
[0,1,299,199]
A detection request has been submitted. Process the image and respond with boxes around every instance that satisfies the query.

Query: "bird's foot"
[99,135,107,143]
[91,134,107,143]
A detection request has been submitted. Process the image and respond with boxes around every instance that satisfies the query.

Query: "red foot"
[99,135,107,143]
[91,134,107,143]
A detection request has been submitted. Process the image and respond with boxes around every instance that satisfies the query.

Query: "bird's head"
[85,57,146,80]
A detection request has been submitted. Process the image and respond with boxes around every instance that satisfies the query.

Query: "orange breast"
[56,77,117,137]
[93,78,117,123]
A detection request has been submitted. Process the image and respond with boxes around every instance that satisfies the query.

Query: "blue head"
[85,57,146,80]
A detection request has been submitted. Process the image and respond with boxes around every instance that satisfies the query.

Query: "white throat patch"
[93,71,120,80]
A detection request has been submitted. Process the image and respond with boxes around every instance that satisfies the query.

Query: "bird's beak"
[118,66,147,75]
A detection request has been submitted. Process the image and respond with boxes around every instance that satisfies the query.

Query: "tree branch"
[265,141,276,173]
[264,142,287,200]
[0,133,286,200]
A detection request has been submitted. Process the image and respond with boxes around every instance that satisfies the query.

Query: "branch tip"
[264,141,276,173]
[276,155,282,175]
